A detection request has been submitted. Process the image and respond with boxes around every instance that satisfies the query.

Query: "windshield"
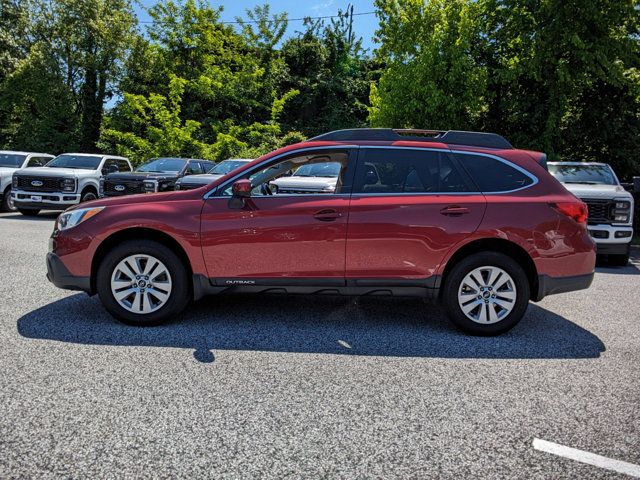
[46,154,102,170]
[294,162,341,177]
[0,153,27,168]
[208,160,249,175]
[137,158,187,173]
[548,164,618,185]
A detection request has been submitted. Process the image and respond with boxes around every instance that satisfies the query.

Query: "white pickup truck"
[0,151,54,211]
[11,153,131,216]
[548,161,634,265]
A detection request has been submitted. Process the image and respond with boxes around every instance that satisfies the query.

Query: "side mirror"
[232,179,252,197]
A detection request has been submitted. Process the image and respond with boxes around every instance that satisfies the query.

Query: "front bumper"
[534,272,594,301]
[46,252,91,293]
[588,224,633,244]
[13,190,80,209]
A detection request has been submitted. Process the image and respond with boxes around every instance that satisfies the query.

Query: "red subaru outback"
[46,129,596,335]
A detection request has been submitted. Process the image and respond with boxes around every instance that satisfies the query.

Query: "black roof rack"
[310,128,514,149]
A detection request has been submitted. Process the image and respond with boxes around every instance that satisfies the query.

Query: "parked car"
[46,129,596,335]
[548,162,634,266]
[101,158,215,197]
[269,161,341,194]
[174,159,252,191]
[12,153,131,216]
[0,151,54,211]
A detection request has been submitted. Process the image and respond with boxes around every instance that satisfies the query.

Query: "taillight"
[551,201,588,225]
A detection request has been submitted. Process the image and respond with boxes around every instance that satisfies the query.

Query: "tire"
[17,208,40,216]
[96,240,190,326]
[608,254,629,267]
[80,190,98,203]
[442,252,530,336]
[2,188,16,211]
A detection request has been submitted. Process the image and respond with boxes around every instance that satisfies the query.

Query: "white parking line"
[533,438,640,478]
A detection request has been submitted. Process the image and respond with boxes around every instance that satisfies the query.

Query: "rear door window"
[353,148,470,194]
[457,153,534,192]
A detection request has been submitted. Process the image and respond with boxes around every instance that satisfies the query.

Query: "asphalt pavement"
[0,211,638,478]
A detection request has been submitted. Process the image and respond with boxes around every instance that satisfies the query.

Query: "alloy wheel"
[457,266,517,324]
[110,254,173,314]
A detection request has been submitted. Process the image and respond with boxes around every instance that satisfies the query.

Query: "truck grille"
[583,199,614,224]
[16,176,64,192]
[103,180,144,196]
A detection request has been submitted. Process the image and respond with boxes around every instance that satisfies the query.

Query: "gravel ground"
[0,211,638,479]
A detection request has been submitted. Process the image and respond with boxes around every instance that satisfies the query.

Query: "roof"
[62,153,129,160]
[0,150,54,156]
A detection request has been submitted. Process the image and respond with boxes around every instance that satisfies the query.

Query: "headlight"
[615,201,631,210]
[61,178,76,192]
[99,178,104,196]
[613,214,629,223]
[12,176,18,188]
[57,207,104,231]
[143,180,158,193]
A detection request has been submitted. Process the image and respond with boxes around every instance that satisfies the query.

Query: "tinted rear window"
[457,154,533,192]
[354,148,469,194]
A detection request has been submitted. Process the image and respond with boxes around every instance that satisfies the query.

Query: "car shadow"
[17,294,605,363]
[595,247,640,275]
[0,212,59,221]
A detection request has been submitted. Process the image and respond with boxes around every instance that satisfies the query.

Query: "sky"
[134,0,379,50]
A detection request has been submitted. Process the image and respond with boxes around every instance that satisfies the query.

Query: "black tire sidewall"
[97,240,190,326]
[2,190,16,211]
[81,192,97,203]
[443,252,530,335]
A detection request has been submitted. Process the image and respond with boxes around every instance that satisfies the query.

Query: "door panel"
[346,194,486,279]
[201,195,350,282]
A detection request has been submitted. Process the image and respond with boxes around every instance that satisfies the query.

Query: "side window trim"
[352,146,537,195]
[206,146,358,198]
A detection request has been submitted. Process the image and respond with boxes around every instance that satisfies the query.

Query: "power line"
[138,10,377,25]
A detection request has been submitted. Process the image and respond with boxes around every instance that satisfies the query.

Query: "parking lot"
[0,211,638,478]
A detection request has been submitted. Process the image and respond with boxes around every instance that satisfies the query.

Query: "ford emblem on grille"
[114,185,125,192]
[31,180,43,187]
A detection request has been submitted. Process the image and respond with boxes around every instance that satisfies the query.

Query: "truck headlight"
[57,207,105,231]
[615,201,630,210]
[12,176,18,189]
[61,178,76,192]
[614,214,629,222]
[143,180,158,193]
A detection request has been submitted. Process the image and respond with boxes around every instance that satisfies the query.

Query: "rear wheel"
[442,252,530,335]
[96,240,190,326]
[17,208,40,216]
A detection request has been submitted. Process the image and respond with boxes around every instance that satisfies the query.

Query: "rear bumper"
[534,272,594,301]
[46,252,91,293]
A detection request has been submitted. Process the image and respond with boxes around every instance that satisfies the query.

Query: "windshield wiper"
[563,181,601,184]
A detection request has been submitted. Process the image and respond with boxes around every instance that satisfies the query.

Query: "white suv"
[0,151,54,211]
[549,161,634,265]
[12,153,131,216]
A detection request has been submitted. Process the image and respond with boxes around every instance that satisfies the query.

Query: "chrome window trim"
[204,144,539,199]
[204,145,358,199]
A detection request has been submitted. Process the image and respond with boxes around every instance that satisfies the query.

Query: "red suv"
[46,129,596,335]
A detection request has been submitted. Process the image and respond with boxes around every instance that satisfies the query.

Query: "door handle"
[440,206,470,216]
[314,209,342,222]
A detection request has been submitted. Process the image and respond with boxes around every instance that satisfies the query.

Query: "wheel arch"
[440,238,538,300]
[80,183,99,197]
[90,227,194,296]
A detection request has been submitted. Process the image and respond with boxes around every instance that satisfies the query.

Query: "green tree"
[369,0,487,129]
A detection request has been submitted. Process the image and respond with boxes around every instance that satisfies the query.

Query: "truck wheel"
[17,208,40,216]
[442,252,530,336]
[2,189,16,211]
[96,240,190,326]
[81,191,97,203]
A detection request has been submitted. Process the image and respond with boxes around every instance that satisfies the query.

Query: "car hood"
[178,174,223,184]
[105,172,179,182]
[270,176,337,190]
[13,167,94,177]
[561,183,632,200]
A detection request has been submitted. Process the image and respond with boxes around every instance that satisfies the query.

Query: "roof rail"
[310,128,514,149]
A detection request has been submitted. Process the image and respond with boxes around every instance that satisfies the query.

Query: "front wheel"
[80,190,98,203]
[2,189,16,211]
[96,240,190,326]
[442,252,530,335]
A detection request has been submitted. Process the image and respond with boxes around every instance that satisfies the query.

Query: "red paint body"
[49,139,596,298]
